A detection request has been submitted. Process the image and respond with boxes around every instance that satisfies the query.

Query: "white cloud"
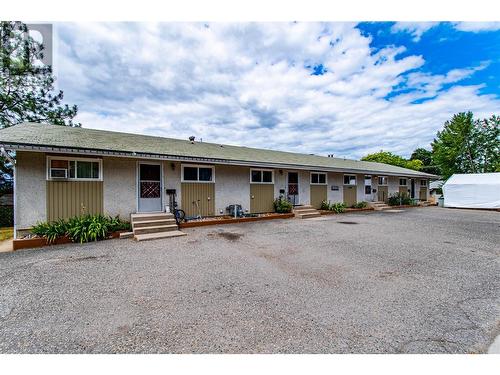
[55,22,499,159]
[390,22,439,41]
[453,22,500,32]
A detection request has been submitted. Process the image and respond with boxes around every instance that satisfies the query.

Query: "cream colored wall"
[388,176,399,197]
[274,169,285,199]
[327,172,343,203]
[165,161,181,210]
[298,170,310,205]
[15,151,46,229]
[102,157,136,219]
[214,164,250,215]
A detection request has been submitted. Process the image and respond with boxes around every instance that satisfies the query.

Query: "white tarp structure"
[443,173,500,209]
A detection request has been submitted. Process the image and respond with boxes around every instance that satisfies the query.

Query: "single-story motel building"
[0,123,436,238]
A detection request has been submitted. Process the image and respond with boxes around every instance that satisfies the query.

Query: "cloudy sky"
[53,22,500,159]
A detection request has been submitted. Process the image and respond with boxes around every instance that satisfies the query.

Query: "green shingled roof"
[0,122,436,178]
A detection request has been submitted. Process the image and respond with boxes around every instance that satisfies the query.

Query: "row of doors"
[138,164,427,215]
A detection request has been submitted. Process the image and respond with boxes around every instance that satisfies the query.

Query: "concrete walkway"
[488,335,500,354]
[0,239,13,253]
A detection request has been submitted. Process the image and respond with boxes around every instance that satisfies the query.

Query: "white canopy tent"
[443,173,500,209]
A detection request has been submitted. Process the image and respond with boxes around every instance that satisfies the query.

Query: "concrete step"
[133,218,177,228]
[297,212,321,219]
[134,230,187,242]
[119,231,134,239]
[293,205,314,211]
[131,212,174,222]
[373,205,391,211]
[133,224,178,235]
[293,208,318,215]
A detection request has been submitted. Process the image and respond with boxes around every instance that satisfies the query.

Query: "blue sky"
[54,22,499,159]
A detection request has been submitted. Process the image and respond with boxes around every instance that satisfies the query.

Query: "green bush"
[353,201,368,209]
[273,198,293,213]
[321,200,347,213]
[32,219,68,244]
[387,192,413,206]
[0,205,13,227]
[329,202,347,213]
[320,200,330,210]
[31,214,130,244]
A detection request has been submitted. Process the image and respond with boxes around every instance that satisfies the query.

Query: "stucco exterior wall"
[298,170,310,205]
[388,176,399,197]
[274,169,285,199]
[355,174,365,203]
[15,151,46,229]
[214,164,250,215]
[327,173,343,203]
[103,157,136,219]
[165,161,181,210]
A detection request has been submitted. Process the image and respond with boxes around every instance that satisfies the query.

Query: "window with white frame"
[181,165,215,182]
[310,172,327,185]
[378,176,388,185]
[399,178,407,186]
[343,174,356,185]
[47,156,101,180]
[420,179,427,187]
[250,169,274,184]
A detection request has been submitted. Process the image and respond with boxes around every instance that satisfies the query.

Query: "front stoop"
[368,201,391,211]
[130,212,186,241]
[293,205,321,219]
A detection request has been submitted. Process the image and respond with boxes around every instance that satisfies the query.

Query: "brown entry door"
[378,186,388,202]
[181,183,215,217]
[250,184,274,213]
[343,185,357,207]
[419,187,427,201]
[310,185,327,209]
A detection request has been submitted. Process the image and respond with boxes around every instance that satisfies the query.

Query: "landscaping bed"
[13,230,128,251]
[319,207,374,215]
[179,212,294,228]
[12,214,131,251]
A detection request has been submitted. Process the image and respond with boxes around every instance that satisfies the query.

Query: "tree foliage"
[361,151,423,171]
[431,112,499,180]
[0,21,80,183]
[0,21,80,128]
[410,147,441,175]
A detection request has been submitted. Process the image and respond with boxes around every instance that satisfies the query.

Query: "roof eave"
[0,141,438,179]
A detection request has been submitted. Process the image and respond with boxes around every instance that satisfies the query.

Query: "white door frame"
[136,161,164,213]
[286,170,299,205]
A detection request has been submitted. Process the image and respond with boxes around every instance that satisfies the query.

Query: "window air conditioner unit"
[50,168,68,179]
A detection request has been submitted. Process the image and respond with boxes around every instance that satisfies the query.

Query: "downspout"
[1,147,16,239]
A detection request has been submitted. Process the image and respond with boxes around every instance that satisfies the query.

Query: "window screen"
[183,167,198,181]
[344,175,356,185]
[378,176,388,185]
[199,167,213,181]
[262,171,273,183]
[251,170,262,183]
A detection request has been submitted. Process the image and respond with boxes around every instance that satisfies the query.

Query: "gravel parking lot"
[1,207,499,353]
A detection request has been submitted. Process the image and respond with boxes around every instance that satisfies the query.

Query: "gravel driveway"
[1,207,499,353]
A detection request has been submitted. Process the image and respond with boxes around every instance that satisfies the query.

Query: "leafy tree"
[410,148,432,166]
[431,112,499,180]
[0,21,80,182]
[361,151,423,171]
[410,147,441,176]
